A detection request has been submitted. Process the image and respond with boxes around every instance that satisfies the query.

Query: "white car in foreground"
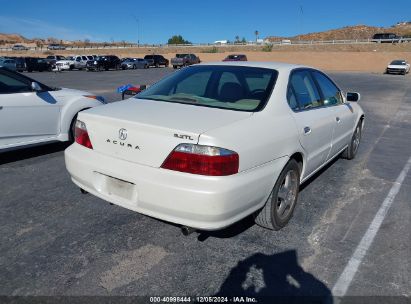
[65,62,364,232]
[385,59,410,75]
[0,68,105,151]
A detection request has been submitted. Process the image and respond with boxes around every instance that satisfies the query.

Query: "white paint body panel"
[0,88,103,151]
[64,62,364,230]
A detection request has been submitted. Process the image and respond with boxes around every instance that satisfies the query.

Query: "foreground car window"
[136,65,278,111]
[312,71,343,106]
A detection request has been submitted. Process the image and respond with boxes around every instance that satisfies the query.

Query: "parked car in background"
[86,55,121,71]
[21,57,51,72]
[385,60,410,75]
[56,57,74,71]
[371,33,403,43]
[223,54,248,62]
[0,67,105,151]
[144,54,169,68]
[171,54,200,68]
[57,55,89,70]
[121,58,149,70]
[47,44,66,50]
[44,55,67,69]
[0,58,17,71]
[12,45,29,51]
[14,57,26,72]
[64,62,364,232]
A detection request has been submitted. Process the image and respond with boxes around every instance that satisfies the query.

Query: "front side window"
[136,65,278,112]
[0,72,31,94]
[312,71,343,106]
[288,70,322,110]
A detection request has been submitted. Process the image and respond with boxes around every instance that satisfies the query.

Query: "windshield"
[136,65,278,112]
[176,54,188,58]
[390,60,406,65]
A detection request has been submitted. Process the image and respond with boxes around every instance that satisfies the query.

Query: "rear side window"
[312,71,343,106]
[288,70,322,110]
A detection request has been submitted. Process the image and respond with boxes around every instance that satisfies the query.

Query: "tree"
[235,35,240,43]
[167,35,191,45]
[241,37,247,44]
[255,30,259,42]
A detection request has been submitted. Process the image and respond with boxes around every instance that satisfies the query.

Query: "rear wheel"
[254,159,300,230]
[155,62,159,68]
[69,114,78,143]
[341,119,363,160]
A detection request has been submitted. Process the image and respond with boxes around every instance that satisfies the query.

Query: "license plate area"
[94,172,136,202]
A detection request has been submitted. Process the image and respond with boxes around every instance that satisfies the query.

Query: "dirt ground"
[196,51,411,72]
[2,44,411,72]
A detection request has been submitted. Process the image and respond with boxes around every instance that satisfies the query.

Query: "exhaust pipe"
[80,188,88,194]
[181,226,196,236]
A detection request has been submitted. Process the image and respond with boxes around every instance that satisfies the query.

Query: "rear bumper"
[65,143,285,230]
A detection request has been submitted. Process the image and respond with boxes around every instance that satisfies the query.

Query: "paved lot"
[0,68,410,302]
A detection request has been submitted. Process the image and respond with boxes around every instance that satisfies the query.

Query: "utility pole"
[132,15,140,47]
[299,5,303,40]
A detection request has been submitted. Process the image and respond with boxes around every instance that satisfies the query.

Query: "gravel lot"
[0,68,410,303]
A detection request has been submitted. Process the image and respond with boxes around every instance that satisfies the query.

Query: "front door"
[288,70,335,178]
[0,70,60,148]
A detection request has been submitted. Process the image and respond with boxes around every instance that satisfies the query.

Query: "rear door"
[311,70,356,158]
[288,69,335,177]
[0,70,60,148]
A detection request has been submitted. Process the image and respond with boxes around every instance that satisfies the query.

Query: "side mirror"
[346,92,360,102]
[31,82,42,92]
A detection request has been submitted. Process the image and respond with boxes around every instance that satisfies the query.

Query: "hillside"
[266,24,411,42]
[0,33,27,43]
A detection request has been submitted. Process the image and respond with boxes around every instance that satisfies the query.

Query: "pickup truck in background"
[171,54,201,69]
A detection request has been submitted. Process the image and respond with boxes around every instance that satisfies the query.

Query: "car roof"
[197,61,311,72]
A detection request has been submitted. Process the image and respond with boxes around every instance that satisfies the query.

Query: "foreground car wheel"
[342,120,363,160]
[254,160,300,230]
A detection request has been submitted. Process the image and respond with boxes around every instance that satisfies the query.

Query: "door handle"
[303,126,311,135]
[336,117,341,123]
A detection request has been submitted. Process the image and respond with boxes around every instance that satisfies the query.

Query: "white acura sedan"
[0,68,105,151]
[65,62,364,231]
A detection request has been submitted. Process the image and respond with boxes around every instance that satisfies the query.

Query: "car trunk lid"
[79,98,252,167]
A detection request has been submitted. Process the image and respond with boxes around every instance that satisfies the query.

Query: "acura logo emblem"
[119,128,127,140]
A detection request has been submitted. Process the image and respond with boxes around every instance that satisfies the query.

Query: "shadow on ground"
[215,250,332,304]
[0,142,69,165]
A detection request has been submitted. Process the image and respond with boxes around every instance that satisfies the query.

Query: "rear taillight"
[161,144,239,176]
[75,120,93,149]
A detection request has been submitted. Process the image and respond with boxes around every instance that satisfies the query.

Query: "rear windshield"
[136,65,278,112]
[176,54,188,58]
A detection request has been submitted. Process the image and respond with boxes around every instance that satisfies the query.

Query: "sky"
[1,0,411,44]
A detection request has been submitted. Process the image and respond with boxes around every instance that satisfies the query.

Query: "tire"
[133,64,136,69]
[341,119,363,160]
[155,62,159,68]
[69,114,78,143]
[173,65,177,69]
[254,159,300,230]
